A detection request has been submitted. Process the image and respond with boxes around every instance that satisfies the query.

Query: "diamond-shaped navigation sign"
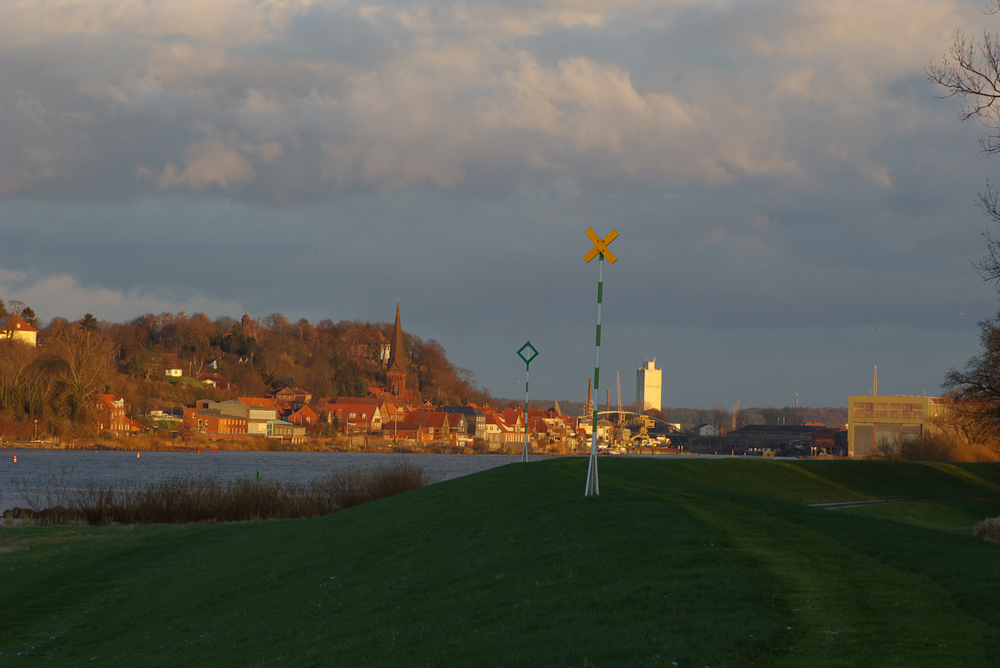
[517,341,539,366]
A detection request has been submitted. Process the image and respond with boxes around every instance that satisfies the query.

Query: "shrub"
[312,466,369,509]
[973,517,1000,544]
[366,460,431,501]
[870,433,1000,462]
[76,481,118,525]
[2,505,83,524]
[900,434,952,462]
[312,460,431,509]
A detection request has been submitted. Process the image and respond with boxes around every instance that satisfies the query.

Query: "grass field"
[2,458,999,667]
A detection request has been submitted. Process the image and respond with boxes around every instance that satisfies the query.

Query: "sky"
[1,0,999,409]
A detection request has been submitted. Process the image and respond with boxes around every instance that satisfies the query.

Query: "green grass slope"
[2,459,1000,667]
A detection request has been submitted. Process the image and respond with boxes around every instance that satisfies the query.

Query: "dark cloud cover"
[0,0,996,407]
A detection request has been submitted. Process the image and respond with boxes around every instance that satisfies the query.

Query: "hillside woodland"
[0,300,491,440]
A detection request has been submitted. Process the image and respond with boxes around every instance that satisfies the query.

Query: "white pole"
[522,365,530,462]
[585,253,604,496]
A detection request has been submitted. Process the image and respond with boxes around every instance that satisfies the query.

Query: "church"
[383,302,420,406]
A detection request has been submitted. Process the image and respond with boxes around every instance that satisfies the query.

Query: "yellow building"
[636,359,662,412]
[847,395,949,457]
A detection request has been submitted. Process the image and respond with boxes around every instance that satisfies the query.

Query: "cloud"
[153,136,258,190]
[0,268,241,324]
[0,0,996,406]
[0,0,977,202]
[857,161,894,191]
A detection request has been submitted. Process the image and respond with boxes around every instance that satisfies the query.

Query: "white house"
[695,424,720,437]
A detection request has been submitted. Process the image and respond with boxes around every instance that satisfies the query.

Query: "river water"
[0,449,557,513]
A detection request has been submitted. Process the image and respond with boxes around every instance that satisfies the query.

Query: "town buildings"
[70,303,605,451]
[725,424,847,456]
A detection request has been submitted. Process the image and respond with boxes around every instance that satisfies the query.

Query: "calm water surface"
[0,449,557,513]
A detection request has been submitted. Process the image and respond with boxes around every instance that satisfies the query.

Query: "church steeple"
[386,301,406,396]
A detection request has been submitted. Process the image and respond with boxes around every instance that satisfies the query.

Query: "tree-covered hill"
[0,300,491,440]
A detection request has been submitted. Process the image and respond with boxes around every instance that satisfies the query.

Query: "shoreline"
[0,441,679,456]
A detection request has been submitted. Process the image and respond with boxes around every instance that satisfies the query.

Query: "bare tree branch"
[929,9,1000,283]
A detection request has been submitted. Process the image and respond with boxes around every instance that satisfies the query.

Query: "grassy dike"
[2,458,1000,667]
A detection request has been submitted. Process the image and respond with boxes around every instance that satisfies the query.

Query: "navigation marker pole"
[517,342,539,463]
[583,228,618,496]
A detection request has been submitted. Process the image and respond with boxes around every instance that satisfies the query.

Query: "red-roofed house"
[274,387,312,410]
[330,404,383,433]
[199,373,237,391]
[481,412,524,449]
[382,420,430,442]
[96,394,138,435]
[403,411,450,442]
[289,405,322,429]
[0,314,37,347]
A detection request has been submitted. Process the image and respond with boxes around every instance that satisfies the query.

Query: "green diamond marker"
[518,341,539,366]
[517,341,539,462]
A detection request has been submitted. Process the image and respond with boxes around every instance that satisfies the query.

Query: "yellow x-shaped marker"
[584,228,618,264]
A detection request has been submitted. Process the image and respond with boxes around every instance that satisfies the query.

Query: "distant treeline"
[500,398,847,429]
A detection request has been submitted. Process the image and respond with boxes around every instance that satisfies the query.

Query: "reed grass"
[3,459,429,525]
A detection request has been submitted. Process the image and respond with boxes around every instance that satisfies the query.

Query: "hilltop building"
[636,359,662,412]
[0,314,37,347]
[847,395,948,457]
[241,308,258,338]
[342,328,390,362]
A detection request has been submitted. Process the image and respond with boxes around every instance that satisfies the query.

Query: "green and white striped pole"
[583,228,618,496]
[517,342,539,463]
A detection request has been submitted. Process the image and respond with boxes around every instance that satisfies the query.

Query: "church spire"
[386,301,407,396]
[388,301,404,372]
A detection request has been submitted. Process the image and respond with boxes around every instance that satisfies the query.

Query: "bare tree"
[937,395,1000,454]
[943,312,1000,436]
[928,1,1000,282]
[5,300,26,317]
[53,329,115,421]
[928,7,1000,445]
[782,404,802,426]
[758,406,781,426]
[0,340,37,416]
[710,405,728,432]
[692,406,709,428]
